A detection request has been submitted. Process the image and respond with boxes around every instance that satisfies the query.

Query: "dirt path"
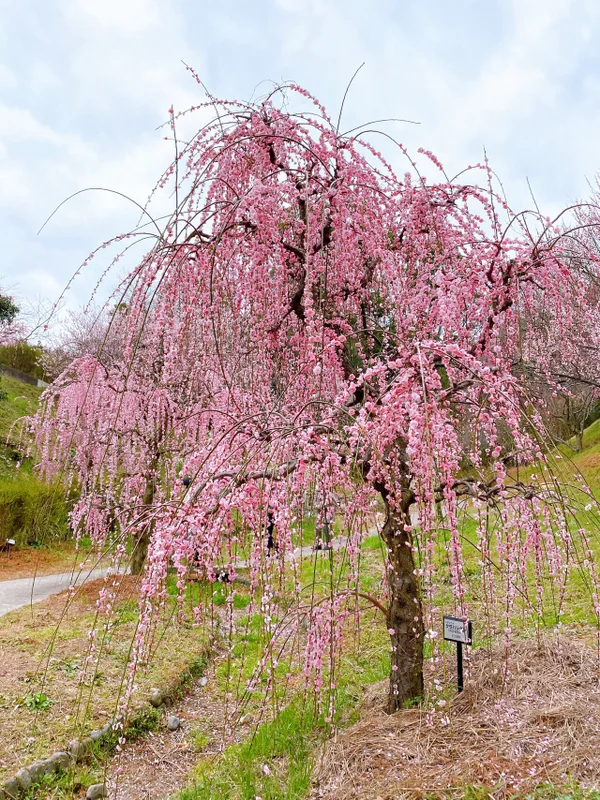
[107,652,250,800]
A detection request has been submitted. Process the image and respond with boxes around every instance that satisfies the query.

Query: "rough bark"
[380,490,424,713]
[130,474,156,575]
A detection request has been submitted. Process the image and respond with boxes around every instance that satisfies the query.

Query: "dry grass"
[0,575,210,782]
[312,634,600,799]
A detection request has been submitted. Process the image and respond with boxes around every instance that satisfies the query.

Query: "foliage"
[0,475,70,545]
[0,294,19,326]
[30,83,600,717]
[0,372,42,444]
[0,341,46,381]
[0,291,25,347]
[20,692,53,712]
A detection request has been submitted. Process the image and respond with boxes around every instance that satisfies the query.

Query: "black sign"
[443,616,472,693]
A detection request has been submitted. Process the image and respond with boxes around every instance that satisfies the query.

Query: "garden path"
[0,567,113,617]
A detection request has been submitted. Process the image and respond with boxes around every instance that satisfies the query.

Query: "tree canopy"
[31,84,600,713]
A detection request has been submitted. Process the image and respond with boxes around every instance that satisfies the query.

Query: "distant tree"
[31,86,600,714]
[519,177,600,450]
[41,305,124,381]
[0,295,19,327]
[0,341,46,380]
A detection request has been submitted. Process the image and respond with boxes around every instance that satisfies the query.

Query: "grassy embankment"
[0,374,83,575]
[0,573,211,787]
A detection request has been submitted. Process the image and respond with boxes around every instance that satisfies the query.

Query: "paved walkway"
[0,534,352,618]
[0,568,113,617]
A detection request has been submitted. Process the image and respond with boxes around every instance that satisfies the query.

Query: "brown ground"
[311,635,600,799]
[575,453,600,470]
[106,650,254,800]
[0,544,100,581]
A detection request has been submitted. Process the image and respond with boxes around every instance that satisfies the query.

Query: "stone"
[199,677,208,687]
[149,688,163,707]
[26,761,50,782]
[3,778,21,799]
[48,752,71,770]
[100,722,113,736]
[42,758,57,775]
[89,729,103,742]
[167,715,180,731]
[14,769,31,791]
[86,783,107,799]
[68,739,88,760]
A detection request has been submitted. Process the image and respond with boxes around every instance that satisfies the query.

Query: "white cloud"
[64,0,161,33]
[3,0,600,315]
[0,104,61,143]
[28,62,61,94]
[0,63,15,89]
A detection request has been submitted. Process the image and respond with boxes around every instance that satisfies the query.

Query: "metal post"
[322,518,331,549]
[457,641,464,693]
[266,508,276,555]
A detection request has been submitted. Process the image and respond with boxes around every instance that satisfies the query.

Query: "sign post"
[443,616,472,693]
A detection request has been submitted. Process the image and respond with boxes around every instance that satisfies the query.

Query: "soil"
[0,545,99,581]
[107,651,254,800]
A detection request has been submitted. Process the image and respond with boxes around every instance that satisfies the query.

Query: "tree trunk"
[130,475,156,575]
[380,491,424,713]
[130,526,151,575]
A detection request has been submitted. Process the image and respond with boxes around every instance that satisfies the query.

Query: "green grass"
[512,417,600,494]
[0,473,70,545]
[175,622,390,800]
[0,373,72,546]
[0,373,41,446]
[179,702,316,800]
[459,782,600,800]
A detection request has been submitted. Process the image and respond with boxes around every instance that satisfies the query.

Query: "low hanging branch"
[30,81,600,715]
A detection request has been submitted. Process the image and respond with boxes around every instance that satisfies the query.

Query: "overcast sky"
[2,0,600,331]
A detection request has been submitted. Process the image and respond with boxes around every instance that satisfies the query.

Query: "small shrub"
[20,692,53,712]
[188,727,210,752]
[127,707,162,739]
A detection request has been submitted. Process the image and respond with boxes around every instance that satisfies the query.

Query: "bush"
[0,476,70,545]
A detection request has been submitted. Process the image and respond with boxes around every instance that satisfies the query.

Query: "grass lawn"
[0,373,41,453]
